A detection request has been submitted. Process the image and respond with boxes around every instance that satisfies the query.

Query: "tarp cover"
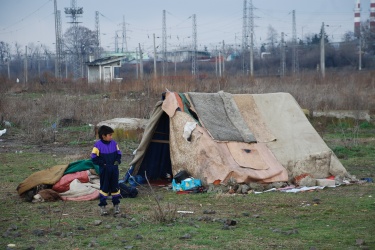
[188,91,256,142]
[251,93,348,179]
[168,111,287,184]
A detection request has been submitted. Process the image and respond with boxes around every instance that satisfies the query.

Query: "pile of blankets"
[17,160,101,202]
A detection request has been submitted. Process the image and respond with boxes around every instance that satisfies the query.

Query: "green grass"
[0,119,374,250]
[1,185,374,249]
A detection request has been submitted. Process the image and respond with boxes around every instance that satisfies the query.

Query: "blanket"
[60,179,100,201]
[17,159,100,196]
[188,91,256,142]
[17,164,68,195]
[64,159,100,175]
[52,170,90,193]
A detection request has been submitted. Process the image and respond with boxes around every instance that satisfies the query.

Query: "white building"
[86,56,124,83]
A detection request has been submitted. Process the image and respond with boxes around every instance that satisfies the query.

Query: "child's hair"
[98,125,114,139]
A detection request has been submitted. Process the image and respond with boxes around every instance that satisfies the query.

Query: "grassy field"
[1,118,374,250]
[0,72,374,250]
[0,149,374,250]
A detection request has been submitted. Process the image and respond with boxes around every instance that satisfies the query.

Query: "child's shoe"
[114,204,120,214]
[100,206,108,216]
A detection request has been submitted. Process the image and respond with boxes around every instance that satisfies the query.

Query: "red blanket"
[52,171,89,192]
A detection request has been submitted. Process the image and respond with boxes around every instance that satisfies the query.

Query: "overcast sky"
[0,0,371,53]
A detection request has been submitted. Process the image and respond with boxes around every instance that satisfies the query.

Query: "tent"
[129,91,349,185]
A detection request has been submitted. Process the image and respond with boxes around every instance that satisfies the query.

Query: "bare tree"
[0,41,11,63]
[266,25,279,55]
[64,25,97,59]
[63,25,98,78]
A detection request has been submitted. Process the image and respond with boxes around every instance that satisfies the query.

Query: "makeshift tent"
[129,91,349,185]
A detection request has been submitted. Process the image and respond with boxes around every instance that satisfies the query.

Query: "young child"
[91,125,122,215]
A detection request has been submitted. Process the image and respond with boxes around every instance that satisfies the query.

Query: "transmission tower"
[192,14,197,76]
[122,15,128,53]
[248,0,254,76]
[64,0,83,79]
[292,10,299,74]
[54,0,62,79]
[115,31,119,53]
[162,10,167,76]
[242,0,248,75]
[95,11,101,59]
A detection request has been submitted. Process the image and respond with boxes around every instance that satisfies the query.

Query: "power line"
[1,0,51,31]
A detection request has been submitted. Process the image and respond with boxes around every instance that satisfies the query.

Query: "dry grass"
[0,70,374,144]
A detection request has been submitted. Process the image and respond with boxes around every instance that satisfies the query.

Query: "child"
[91,125,122,215]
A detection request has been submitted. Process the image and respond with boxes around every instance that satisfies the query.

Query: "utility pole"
[95,11,101,59]
[153,33,157,79]
[242,0,248,75]
[54,0,62,80]
[162,10,167,76]
[248,0,254,76]
[280,32,285,77]
[24,46,28,84]
[7,59,10,80]
[219,50,222,77]
[139,43,144,80]
[320,22,325,78]
[215,46,218,76]
[222,40,225,75]
[359,35,362,71]
[174,49,177,76]
[191,14,197,76]
[135,47,139,79]
[38,51,41,78]
[292,10,298,75]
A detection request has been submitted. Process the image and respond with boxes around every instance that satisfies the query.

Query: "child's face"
[102,133,113,142]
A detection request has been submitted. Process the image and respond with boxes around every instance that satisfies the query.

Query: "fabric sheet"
[232,94,276,143]
[188,92,256,142]
[252,92,348,179]
[59,179,99,201]
[169,111,288,184]
[52,170,90,193]
[17,164,68,195]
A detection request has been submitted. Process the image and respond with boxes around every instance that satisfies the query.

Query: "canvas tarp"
[168,111,288,184]
[249,93,348,179]
[129,91,349,185]
[188,92,256,143]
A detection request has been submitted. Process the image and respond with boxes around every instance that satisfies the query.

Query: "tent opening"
[136,111,172,181]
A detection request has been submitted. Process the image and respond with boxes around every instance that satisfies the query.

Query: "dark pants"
[98,165,121,207]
